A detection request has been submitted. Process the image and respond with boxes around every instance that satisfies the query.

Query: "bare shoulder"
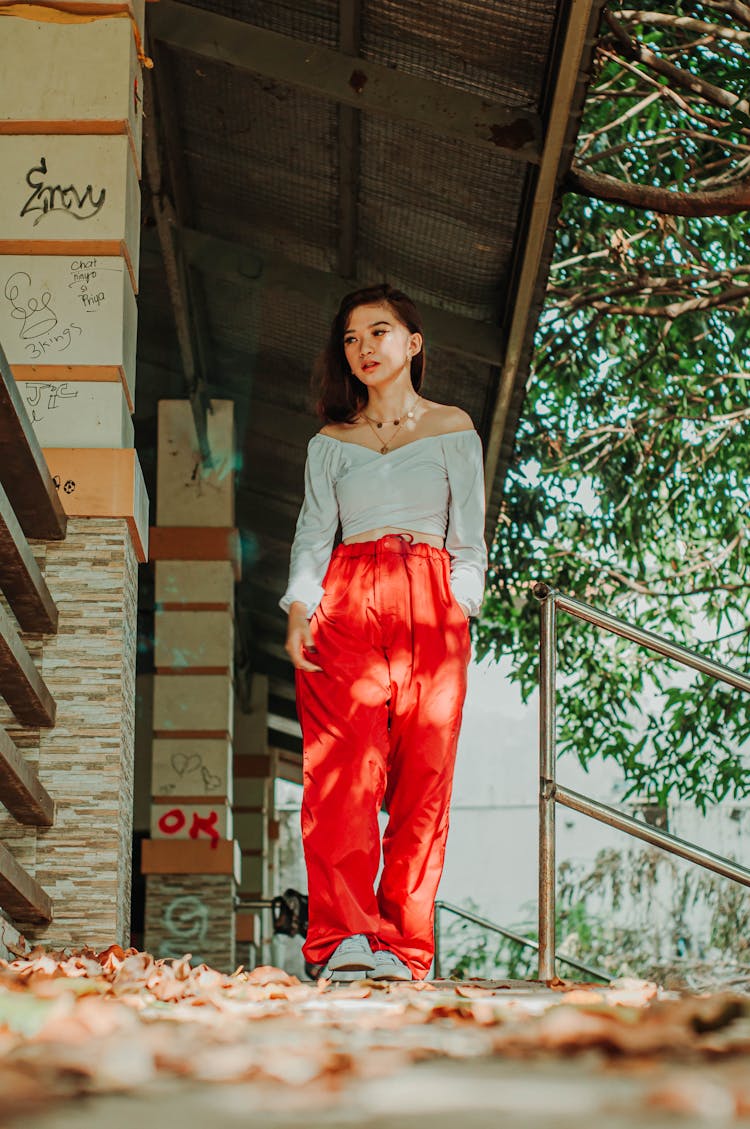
[419,400,475,435]
[319,421,355,440]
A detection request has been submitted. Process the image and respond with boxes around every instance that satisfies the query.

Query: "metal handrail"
[534,582,750,981]
[434,899,609,981]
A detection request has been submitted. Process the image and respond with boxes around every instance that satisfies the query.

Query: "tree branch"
[588,284,750,319]
[567,166,750,216]
[592,46,750,138]
[549,267,750,311]
[617,10,750,44]
[577,130,750,171]
[604,13,750,118]
[549,230,652,272]
[660,84,750,135]
[685,0,750,32]
[577,88,662,156]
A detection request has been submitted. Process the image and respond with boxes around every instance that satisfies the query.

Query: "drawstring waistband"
[334,534,447,560]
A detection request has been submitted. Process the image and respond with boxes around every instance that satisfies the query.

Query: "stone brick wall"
[0,518,138,950]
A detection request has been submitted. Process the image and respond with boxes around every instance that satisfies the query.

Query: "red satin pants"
[295,534,471,979]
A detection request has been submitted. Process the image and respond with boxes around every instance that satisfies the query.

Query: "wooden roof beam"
[0,481,58,635]
[179,227,505,367]
[151,43,219,459]
[0,344,66,542]
[0,839,52,924]
[484,0,604,496]
[148,1,542,163]
[142,70,213,466]
[0,601,56,727]
[0,726,54,827]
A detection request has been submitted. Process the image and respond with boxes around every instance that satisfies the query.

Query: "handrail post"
[537,584,557,980]
[530,579,750,985]
[434,902,442,979]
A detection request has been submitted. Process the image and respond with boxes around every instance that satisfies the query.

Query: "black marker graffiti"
[24,381,79,414]
[23,323,82,361]
[167,751,222,794]
[201,766,222,792]
[24,382,79,426]
[52,475,76,495]
[4,272,57,339]
[68,259,105,312]
[80,291,105,311]
[20,157,106,227]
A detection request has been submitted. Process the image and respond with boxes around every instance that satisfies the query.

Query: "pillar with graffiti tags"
[141,399,240,971]
[0,0,148,949]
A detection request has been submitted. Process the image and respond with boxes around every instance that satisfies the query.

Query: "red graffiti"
[157,808,186,835]
[189,810,220,848]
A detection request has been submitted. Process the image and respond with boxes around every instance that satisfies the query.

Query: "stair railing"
[433,898,609,981]
[534,582,750,981]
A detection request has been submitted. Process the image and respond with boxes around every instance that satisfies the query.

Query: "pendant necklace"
[361,395,421,454]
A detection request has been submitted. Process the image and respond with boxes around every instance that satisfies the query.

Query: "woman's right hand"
[285,602,323,672]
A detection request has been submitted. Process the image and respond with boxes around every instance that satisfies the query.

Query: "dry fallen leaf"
[1,947,750,1125]
[557,990,605,1005]
[244,966,299,987]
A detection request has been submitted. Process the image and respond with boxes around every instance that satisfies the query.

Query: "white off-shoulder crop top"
[280,429,488,618]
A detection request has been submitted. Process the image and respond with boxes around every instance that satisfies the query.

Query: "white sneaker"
[324,934,376,974]
[320,968,368,984]
[371,950,413,981]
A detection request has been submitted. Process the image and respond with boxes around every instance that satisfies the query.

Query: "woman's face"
[342,303,421,388]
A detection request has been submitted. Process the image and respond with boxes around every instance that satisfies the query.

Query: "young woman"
[280,283,487,982]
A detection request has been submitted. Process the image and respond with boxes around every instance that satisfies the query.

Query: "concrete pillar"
[0,1,147,948]
[143,400,240,971]
[234,676,280,966]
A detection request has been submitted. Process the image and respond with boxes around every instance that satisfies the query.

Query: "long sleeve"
[443,431,488,617]
[279,436,340,617]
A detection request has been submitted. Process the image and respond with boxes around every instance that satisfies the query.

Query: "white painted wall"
[442,653,637,930]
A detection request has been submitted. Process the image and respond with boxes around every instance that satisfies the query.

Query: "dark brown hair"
[314,283,426,423]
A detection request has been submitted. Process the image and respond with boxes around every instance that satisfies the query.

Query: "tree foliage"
[477,0,750,809]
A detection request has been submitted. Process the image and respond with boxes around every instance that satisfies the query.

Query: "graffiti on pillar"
[155,750,224,795]
[201,766,222,791]
[23,381,79,425]
[4,272,57,338]
[171,751,202,780]
[157,808,187,836]
[3,270,85,361]
[155,805,225,848]
[157,893,209,960]
[20,157,106,227]
[51,474,76,495]
[3,260,109,342]
[21,323,83,362]
[68,259,107,314]
[189,809,220,845]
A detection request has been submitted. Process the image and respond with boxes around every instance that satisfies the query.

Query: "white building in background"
[275,650,750,977]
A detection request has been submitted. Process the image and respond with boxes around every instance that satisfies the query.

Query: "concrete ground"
[3,959,750,1128]
[15,1051,750,1129]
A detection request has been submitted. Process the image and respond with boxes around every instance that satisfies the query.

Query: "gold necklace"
[361,396,420,454]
